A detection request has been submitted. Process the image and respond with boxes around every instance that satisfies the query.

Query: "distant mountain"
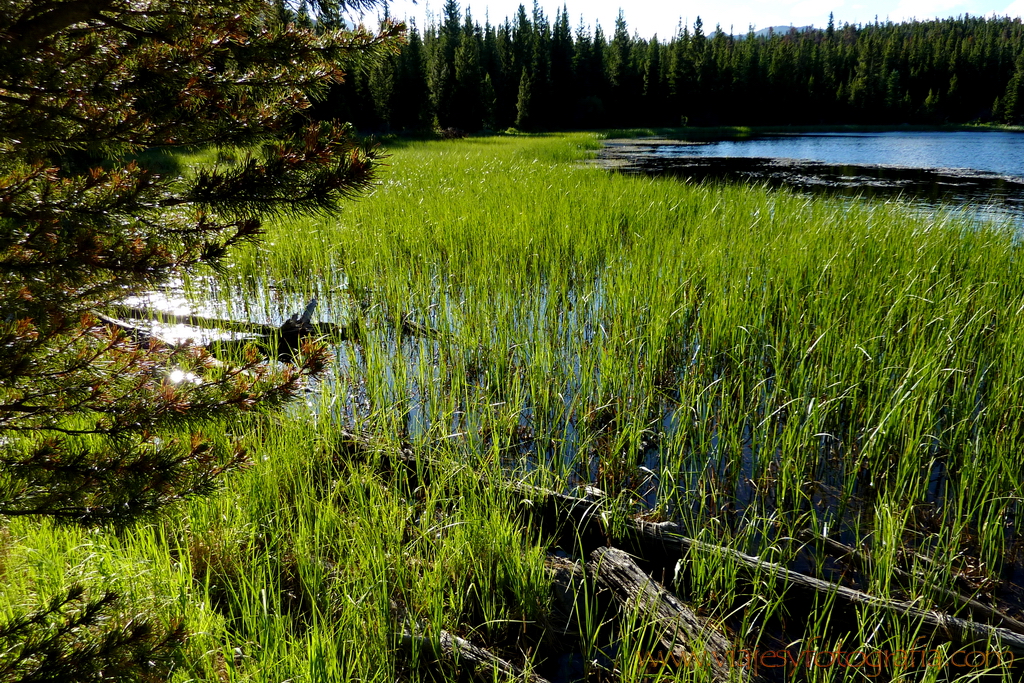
[734,25,816,39]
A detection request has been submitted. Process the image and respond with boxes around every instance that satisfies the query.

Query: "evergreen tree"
[0,0,398,677]
[550,6,575,127]
[528,2,553,127]
[395,25,431,130]
[1003,52,1024,123]
[297,0,314,29]
[344,8,1024,132]
[590,23,609,119]
[453,13,484,130]
[369,51,399,130]
[643,36,666,125]
[515,67,535,129]
[481,72,498,128]
[428,0,462,127]
[606,11,635,125]
[667,25,694,126]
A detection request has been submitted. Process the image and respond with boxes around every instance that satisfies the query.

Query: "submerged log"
[105,299,446,357]
[109,304,284,336]
[544,555,587,639]
[511,482,1024,657]
[109,299,349,342]
[92,311,154,344]
[401,626,551,683]
[798,529,1024,637]
[98,299,370,364]
[335,436,1024,660]
[589,547,762,682]
[632,520,1024,657]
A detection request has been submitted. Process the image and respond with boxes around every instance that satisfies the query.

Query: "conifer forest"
[316,2,1024,131]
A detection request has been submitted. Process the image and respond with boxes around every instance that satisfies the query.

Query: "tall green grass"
[3,132,1022,681]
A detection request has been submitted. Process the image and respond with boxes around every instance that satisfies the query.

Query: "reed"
[2,132,1022,681]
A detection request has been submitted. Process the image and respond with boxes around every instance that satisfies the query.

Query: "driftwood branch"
[107,303,349,339]
[799,529,1024,636]
[401,626,551,683]
[511,482,1024,657]
[631,520,1024,657]
[104,300,447,352]
[335,431,1024,661]
[590,546,763,682]
[92,311,154,344]
[544,555,587,639]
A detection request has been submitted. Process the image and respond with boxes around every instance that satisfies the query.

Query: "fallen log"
[92,311,154,345]
[333,434,1024,660]
[799,529,1024,636]
[106,300,447,354]
[544,555,587,639]
[109,304,285,336]
[401,626,552,683]
[511,482,1024,657]
[631,520,1024,657]
[589,547,762,682]
[107,300,349,341]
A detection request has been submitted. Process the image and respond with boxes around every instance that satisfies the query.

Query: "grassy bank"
[2,133,1023,681]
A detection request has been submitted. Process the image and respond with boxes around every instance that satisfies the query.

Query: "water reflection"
[603,131,1024,228]
[661,131,1024,176]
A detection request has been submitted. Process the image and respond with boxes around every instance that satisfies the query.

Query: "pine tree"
[395,25,431,130]
[452,13,483,131]
[606,10,634,125]
[667,25,693,126]
[1003,52,1024,123]
[481,72,498,129]
[549,6,575,128]
[428,2,462,128]
[369,51,399,130]
[515,67,535,129]
[0,0,399,678]
[643,36,665,125]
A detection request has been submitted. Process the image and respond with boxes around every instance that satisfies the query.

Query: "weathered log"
[799,529,1024,636]
[510,482,1024,656]
[109,301,348,340]
[399,313,450,342]
[92,311,154,344]
[544,555,587,639]
[107,300,445,351]
[109,304,285,336]
[632,520,1024,657]
[589,547,761,682]
[335,437,1024,660]
[401,627,551,683]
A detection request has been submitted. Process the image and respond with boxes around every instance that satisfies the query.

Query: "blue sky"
[376,1,1024,38]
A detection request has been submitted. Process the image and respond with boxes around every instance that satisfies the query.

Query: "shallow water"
[659,131,1024,177]
[606,131,1024,229]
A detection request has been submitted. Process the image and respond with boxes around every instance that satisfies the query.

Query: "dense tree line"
[310,1,1024,131]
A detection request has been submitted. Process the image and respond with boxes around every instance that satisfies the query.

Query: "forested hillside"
[306,1,1024,131]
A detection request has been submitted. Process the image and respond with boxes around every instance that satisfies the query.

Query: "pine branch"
[0,586,185,682]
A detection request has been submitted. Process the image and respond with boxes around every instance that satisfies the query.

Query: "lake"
[658,130,1024,177]
[601,130,1024,227]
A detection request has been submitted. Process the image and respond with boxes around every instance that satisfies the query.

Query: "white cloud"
[1002,0,1024,17]
[891,0,965,20]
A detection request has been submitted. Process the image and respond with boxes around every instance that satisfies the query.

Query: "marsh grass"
[3,132,1023,681]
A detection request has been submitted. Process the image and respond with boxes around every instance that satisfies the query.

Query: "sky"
[370,0,1024,39]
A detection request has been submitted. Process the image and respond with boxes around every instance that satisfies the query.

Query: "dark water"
[606,131,1024,227]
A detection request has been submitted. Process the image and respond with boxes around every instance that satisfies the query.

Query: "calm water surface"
[657,130,1024,177]
[605,131,1024,227]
